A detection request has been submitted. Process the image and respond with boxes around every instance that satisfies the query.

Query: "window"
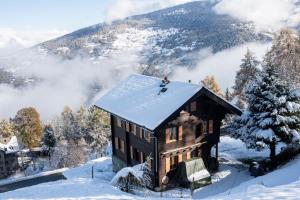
[117,117,122,127]
[169,127,178,142]
[130,124,136,135]
[209,120,213,134]
[144,131,151,143]
[191,101,197,112]
[121,120,126,129]
[120,140,125,153]
[133,147,140,162]
[126,122,130,132]
[139,128,144,139]
[115,137,119,150]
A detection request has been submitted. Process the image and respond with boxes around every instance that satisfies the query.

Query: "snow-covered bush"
[111,158,153,193]
[111,164,144,193]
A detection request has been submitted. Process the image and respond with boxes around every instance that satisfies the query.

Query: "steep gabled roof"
[95,74,241,131]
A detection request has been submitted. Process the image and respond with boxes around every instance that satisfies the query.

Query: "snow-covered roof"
[96,74,241,131]
[0,136,19,153]
[96,74,201,130]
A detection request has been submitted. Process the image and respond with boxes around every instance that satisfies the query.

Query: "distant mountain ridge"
[38,1,270,76]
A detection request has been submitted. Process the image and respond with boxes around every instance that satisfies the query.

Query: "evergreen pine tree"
[230,57,300,161]
[233,49,259,100]
[225,88,232,101]
[43,125,56,152]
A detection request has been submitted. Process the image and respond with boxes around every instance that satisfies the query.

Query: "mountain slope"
[39,1,270,76]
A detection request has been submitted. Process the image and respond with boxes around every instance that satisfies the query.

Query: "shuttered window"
[178,126,183,141]
[115,137,119,150]
[209,120,213,134]
[169,127,178,142]
[165,157,170,173]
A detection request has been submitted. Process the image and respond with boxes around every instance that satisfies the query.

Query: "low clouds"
[0,28,68,56]
[0,49,138,121]
[172,42,271,91]
[214,0,300,31]
[105,0,197,23]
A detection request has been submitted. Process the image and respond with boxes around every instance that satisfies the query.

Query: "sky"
[0,0,197,48]
[0,0,112,31]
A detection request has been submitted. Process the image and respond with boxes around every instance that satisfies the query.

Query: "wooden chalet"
[95,74,241,190]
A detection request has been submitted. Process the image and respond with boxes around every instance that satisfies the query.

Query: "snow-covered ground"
[2,136,300,200]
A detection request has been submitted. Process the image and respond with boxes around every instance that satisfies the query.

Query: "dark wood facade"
[100,87,241,189]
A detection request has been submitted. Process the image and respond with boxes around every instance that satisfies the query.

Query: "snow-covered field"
[2,136,300,200]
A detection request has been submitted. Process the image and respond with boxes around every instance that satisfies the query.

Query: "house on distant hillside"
[95,74,241,190]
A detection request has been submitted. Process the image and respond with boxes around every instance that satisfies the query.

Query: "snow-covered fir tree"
[266,28,300,87]
[225,88,233,101]
[43,125,56,152]
[60,106,82,143]
[233,49,259,100]
[230,57,300,161]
